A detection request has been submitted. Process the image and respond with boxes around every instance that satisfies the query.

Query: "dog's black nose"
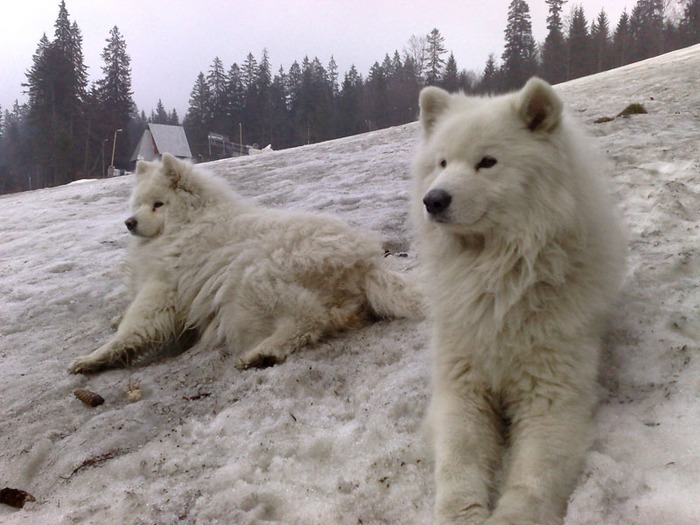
[423,189,452,215]
[125,217,138,231]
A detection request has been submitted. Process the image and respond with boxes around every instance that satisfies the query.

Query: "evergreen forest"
[0,0,698,194]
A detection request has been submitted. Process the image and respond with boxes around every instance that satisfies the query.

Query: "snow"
[1,44,699,524]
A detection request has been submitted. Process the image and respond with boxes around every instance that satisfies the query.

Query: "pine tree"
[383,51,412,125]
[338,66,364,136]
[680,0,700,46]
[169,108,180,126]
[23,1,88,187]
[80,85,102,175]
[96,26,134,169]
[458,70,478,93]
[501,0,538,90]
[440,52,460,92]
[378,52,401,127]
[152,100,169,124]
[207,57,227,110]
[254,49,274,145]
[53,1,72,47]
[381,53,395,78]
[364,61,389,130]
[257,49,273,91]
[630,0,665,61]
[241,53,259,92]
[227,62,245,134]
[54,3,88,108]
[0,104,4,190]
[299,57,334,142]
[286,61,302,109]
[184,72,212,158]
[613,9,633,66]
[567,5,591,80]
[328,56,340,97]
[0,105,14,193]
[24,34,51,119]
[480,54,500,94]
[239,52,264,145]
[395,54,423,121]
[391,51,403,78]
[662,18,683,54]
[541,0,568,84]
[425,28,448,85]
[590,9,612,73]
[206,56,228,134]
[5,102,30,191]
[267,67,292,149]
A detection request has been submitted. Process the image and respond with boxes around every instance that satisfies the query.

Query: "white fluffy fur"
[412,78,626,524]
[69,153,422,374]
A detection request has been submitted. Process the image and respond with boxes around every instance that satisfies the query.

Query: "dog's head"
[413,78,575,239]
[125,153,196,238]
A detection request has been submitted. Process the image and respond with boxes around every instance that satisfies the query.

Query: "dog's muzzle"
[125,217,138,233]
[423,189,452,217]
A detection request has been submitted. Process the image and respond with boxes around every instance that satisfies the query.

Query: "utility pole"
[102,139,108,177]
[110,128,122,176]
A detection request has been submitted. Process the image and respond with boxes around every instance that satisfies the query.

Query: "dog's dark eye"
[153,201,164,210]
[439,159,447,168]
[475,156,497,170]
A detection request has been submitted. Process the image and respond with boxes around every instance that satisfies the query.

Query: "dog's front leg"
[487,379,596,525]
[431,377,503,525]
[69,281,178,374]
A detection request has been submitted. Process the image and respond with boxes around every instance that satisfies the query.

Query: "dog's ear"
[419,86,452,136]
[517,77,563,132]
[135,160,148,175]
[161,153,182,187]
[135,159,159,178]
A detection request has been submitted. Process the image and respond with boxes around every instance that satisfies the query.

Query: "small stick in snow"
[60,449,120,480]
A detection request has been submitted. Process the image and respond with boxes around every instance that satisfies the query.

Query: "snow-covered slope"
[1,44,699,524]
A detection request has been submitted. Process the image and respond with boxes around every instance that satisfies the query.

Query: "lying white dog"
[70,153,422,373]
[412,78,627,524]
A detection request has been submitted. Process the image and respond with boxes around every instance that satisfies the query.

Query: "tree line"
[1,0,698,193]
[0,1,135,193]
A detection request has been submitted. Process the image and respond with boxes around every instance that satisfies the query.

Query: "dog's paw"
[235,353,281,371]
[68,356,101,374]
[483,517,544,525]
[435,499,490,525]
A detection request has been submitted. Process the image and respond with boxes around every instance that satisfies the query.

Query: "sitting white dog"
[70,153,422,374]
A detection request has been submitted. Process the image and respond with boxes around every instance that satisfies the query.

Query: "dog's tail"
[363,266,424,320]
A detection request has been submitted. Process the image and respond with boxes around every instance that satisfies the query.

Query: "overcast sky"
[2,0,633,118]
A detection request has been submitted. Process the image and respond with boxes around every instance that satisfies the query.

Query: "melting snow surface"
[1,45,700,524]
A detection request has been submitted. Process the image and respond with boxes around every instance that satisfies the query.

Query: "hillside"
[1,44,699,524]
